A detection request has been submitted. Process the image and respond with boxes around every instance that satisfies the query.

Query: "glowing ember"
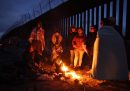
[59,60,62,64]
[61,64,68,72]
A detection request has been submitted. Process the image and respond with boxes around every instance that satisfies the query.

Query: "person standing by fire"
[51,31,63,70]
[28,21,45,68]
[72,27,87,69]
[68,25,77,67]
[86,25,98,68]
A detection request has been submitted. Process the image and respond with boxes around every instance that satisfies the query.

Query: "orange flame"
[66,71,80,79]
[61,63,81,79]
[61,64,68,72]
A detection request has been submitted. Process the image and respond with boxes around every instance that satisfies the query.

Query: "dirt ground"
[0,47,130,91]
[0,77,130,91]
[0,68,130,91]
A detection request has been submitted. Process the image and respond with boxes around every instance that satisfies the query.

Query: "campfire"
[60,63,81,80]
[35,59,96,85]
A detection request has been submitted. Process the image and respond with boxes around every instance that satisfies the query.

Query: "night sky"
[0,0,42,37]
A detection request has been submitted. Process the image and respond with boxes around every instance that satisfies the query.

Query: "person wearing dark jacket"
[87,25,98,68]
[68,25,77,67]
